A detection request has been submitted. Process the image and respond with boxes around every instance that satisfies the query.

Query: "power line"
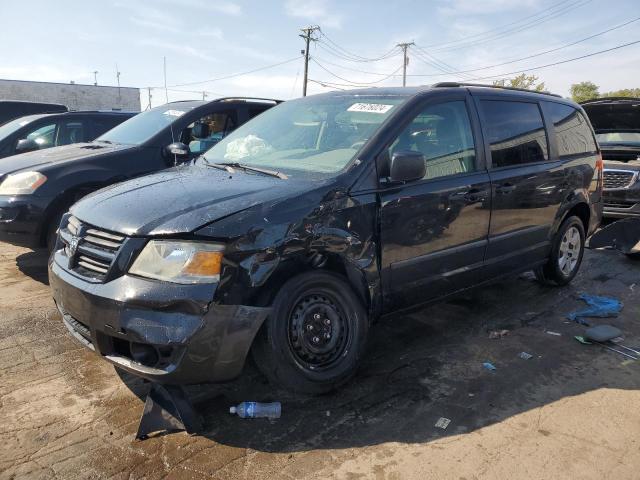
[429,0,592,53]
[420,0,575,49]
[412,16,640,77]
[161,56,302,88]
[311,58,404,86]
[318,29,402,62]
[452,39,640,82]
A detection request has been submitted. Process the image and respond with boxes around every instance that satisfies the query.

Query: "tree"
[493,73,546,92]
[601,88,640,98]
[570,81,599,103]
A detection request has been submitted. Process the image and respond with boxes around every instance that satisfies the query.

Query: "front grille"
[603,170,637,190]
[60,216,126,280]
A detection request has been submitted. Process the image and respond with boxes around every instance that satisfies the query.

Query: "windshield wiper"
[95,139,113,144]
[207,161,288,179]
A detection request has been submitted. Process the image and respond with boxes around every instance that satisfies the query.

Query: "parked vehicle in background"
[0,100,67,125]
[0,111,136,159]
[0,97,279,249]
[49,84,602,395]
[582,98,640,218]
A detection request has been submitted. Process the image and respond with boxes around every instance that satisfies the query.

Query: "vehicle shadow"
[120,250,640,451]
[16,249,51,285]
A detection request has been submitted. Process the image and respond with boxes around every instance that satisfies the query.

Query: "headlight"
[0,171,47,195]
[129,240,224,284]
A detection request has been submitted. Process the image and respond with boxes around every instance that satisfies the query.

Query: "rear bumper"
[0,195,50,248]
[49,253,270,384]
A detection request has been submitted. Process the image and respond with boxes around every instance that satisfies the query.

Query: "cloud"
[437,0,537,16]
[0,65,91,83]
[284,0,343,29]
[153,0,242,15]
[138,38,216,62]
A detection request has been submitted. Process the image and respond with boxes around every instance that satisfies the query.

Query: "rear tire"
[534,215,585,286]
[252,271,369,395]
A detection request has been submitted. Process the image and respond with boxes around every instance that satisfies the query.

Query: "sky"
[0,0,639,107]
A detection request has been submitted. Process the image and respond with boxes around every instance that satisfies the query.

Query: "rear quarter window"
[480,100,549,168]
[544,102,597,157]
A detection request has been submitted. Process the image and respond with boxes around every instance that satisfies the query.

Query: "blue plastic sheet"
[567,294,623,326]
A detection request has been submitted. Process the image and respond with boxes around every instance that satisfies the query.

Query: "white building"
[0,79,140,111]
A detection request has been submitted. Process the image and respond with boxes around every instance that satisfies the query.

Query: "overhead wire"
[411,16,640,77]
[428,0,592,53]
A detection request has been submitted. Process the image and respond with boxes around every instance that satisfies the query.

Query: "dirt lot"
[1,242,639,480]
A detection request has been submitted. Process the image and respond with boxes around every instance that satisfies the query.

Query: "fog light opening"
[130,343,159,367]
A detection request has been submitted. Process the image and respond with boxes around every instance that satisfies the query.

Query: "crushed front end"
[49,214,270,384]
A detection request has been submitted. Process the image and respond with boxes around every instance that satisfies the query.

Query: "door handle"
[495,183,516,195]
[451,188,485,204]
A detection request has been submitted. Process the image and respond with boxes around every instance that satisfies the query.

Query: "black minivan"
[50,84,603,394]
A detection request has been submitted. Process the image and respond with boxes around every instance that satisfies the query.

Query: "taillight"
[596,153,604,191]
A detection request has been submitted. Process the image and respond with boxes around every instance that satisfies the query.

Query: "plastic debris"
[483,362,497,371]
[435,417,451,429]
[229,402,281,419]
[545,330,562,336]
[574,335,592,345]
[567,294,623,325]
[488,329,509,339]
[518,351,533,360]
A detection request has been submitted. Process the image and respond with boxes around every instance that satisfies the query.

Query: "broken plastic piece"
[567,294,623,325]
[482,362,496,371]
[136,384,202,440]
[488,329,509,339]
[518,352,533,360]
[545,330,562,336]
[587,218,640,254]
[435,417,451,429]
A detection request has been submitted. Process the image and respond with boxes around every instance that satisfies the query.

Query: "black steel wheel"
[252,271,368,395]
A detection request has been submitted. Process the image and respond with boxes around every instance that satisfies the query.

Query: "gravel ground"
[1,242,639,479]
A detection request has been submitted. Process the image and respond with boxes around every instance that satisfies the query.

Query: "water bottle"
[229,401,281,419]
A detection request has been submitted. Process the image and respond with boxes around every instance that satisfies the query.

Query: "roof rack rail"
[432,82,562,98]
[580,97,640,104]
[216,97,283,104]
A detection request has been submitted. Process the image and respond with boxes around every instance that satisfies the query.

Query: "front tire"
[252,271,369,395]
[535,215,585,286]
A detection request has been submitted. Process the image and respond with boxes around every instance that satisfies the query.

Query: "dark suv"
[0,110,135,159]
[582,98,640,218]
[50,84,602,394]
[0,97,278,249]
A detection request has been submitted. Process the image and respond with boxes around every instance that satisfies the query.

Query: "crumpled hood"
[71,164,314,236]
[0,142,131,176]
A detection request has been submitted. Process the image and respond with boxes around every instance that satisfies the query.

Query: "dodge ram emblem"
[68,236,79,256]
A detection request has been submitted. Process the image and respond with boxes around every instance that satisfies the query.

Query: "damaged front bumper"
[49,255,270,384]
[588,218,640,255]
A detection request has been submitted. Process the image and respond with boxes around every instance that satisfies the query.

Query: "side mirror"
[165,142,190,159]
[389,151,426,183]
[16,138,39,153]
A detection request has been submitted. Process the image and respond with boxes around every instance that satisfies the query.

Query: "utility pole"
[299,25,319,97]
[92,70,99,86]
[115,64,121,104]
[396,42,414,87]
[202,91,207,101]
[147,87,152,110]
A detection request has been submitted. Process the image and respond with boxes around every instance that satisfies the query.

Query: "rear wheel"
[252,271,369,395]
[535,215,585,286]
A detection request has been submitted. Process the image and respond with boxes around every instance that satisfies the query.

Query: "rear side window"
[92,116,129,138]
[57,120,85,145]
[544,102,597,156]
[481,100,548,168]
